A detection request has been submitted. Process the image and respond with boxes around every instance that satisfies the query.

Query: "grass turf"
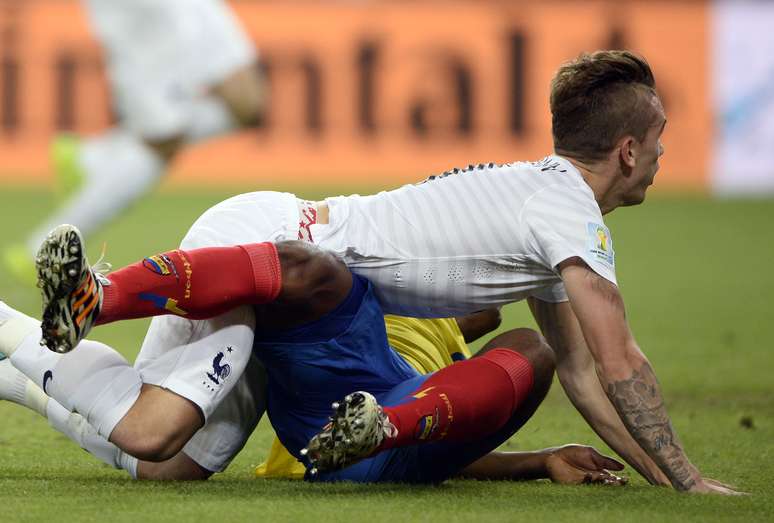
[0,187,772,522]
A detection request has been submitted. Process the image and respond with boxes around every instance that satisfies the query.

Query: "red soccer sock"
[97,243,281,325]
[380,349,534,449]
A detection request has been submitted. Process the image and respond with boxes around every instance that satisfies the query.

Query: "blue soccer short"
[252,275,519,483]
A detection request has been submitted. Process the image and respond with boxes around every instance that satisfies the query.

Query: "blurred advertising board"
[711,1,774,195]
[0,0,711,190]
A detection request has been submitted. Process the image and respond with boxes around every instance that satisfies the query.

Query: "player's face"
[622,96,666,206]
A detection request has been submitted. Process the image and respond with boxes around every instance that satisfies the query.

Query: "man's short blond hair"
[550,50,659,161]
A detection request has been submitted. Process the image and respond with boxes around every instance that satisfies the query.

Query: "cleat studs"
[309,467,318,476]
[344,438,352,445]
[69,245,79,255]
[68,268,77,277]
[331,402,340,410]
[344,394,352,402]
[299,448,308,456]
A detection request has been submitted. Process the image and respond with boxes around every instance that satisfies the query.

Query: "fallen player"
[3,50,739,493]
[0,306,624,485]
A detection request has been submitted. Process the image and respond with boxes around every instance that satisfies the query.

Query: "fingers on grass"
[704,478,738,490]
[583,470,628,486]
[590,449,625,471]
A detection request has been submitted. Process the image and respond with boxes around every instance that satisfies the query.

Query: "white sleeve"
[530,281,569,303]
[520,184,617,285]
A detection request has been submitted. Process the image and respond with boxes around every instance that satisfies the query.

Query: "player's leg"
[303,327,554,475]
[0,297,256,466]
[24,191,300,459]
[148,354,267,479]
[36,225,348,353]
[2,0,265,284]
[0,354,217,480]
[0,294,263,481]
[0,306,142,476]
[409,328,556,482]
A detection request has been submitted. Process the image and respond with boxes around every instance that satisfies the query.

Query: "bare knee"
[109,385,204,462]
[144,136,184,163]
[137,452,213,481]
[257,241,352,329]
[479,327,555,391]
[212,64,267,127]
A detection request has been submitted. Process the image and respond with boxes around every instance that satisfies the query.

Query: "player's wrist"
[678,466,704,491]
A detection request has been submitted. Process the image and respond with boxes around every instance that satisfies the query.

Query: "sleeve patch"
[586,223,615,267]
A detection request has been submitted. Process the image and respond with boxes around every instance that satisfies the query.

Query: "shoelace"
[91,242,112,280]
[380,409,398,439]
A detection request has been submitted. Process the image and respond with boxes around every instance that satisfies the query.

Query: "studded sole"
[35,225,90,353]
[301,391,386,476]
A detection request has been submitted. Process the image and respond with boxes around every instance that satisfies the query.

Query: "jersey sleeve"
[530,281,569,303]
[520,184,617,285]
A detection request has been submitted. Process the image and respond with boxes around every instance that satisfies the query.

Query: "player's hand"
[545,444,628,486]
[687,477,746,495]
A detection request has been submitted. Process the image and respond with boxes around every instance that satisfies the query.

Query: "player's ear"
[618,136,637,171]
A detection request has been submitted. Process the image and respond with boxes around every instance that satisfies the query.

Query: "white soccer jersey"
[313,156,617,317]
[146,161,614,470]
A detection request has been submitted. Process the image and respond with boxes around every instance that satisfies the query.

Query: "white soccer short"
[84,0,256,139]
[134,191,300,472]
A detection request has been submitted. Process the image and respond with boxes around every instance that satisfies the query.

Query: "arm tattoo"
[606,361,697,490]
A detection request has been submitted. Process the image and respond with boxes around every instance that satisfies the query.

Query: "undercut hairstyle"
[550,50,659,162]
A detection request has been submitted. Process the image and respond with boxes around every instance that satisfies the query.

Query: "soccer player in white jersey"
[2,51,739,493]
[3,0,266,283]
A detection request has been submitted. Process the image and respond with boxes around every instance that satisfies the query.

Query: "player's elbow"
[595,342,648,382]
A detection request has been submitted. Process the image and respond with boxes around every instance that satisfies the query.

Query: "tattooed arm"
[558,257,735,494]
[528,296,670,485]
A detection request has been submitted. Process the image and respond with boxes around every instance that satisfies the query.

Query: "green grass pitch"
[0,186,772,522]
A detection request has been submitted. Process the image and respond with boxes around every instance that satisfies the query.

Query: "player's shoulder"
[520,157,597,205]
[419,155,582,187]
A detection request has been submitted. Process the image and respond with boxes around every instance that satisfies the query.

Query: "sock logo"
[142,255,174,276]
[412,386,436,399]
[138,293,188,316]
[177,251,193,299]
[43,370,53,394]
[414,407,440,441]
[205,351,232,387]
